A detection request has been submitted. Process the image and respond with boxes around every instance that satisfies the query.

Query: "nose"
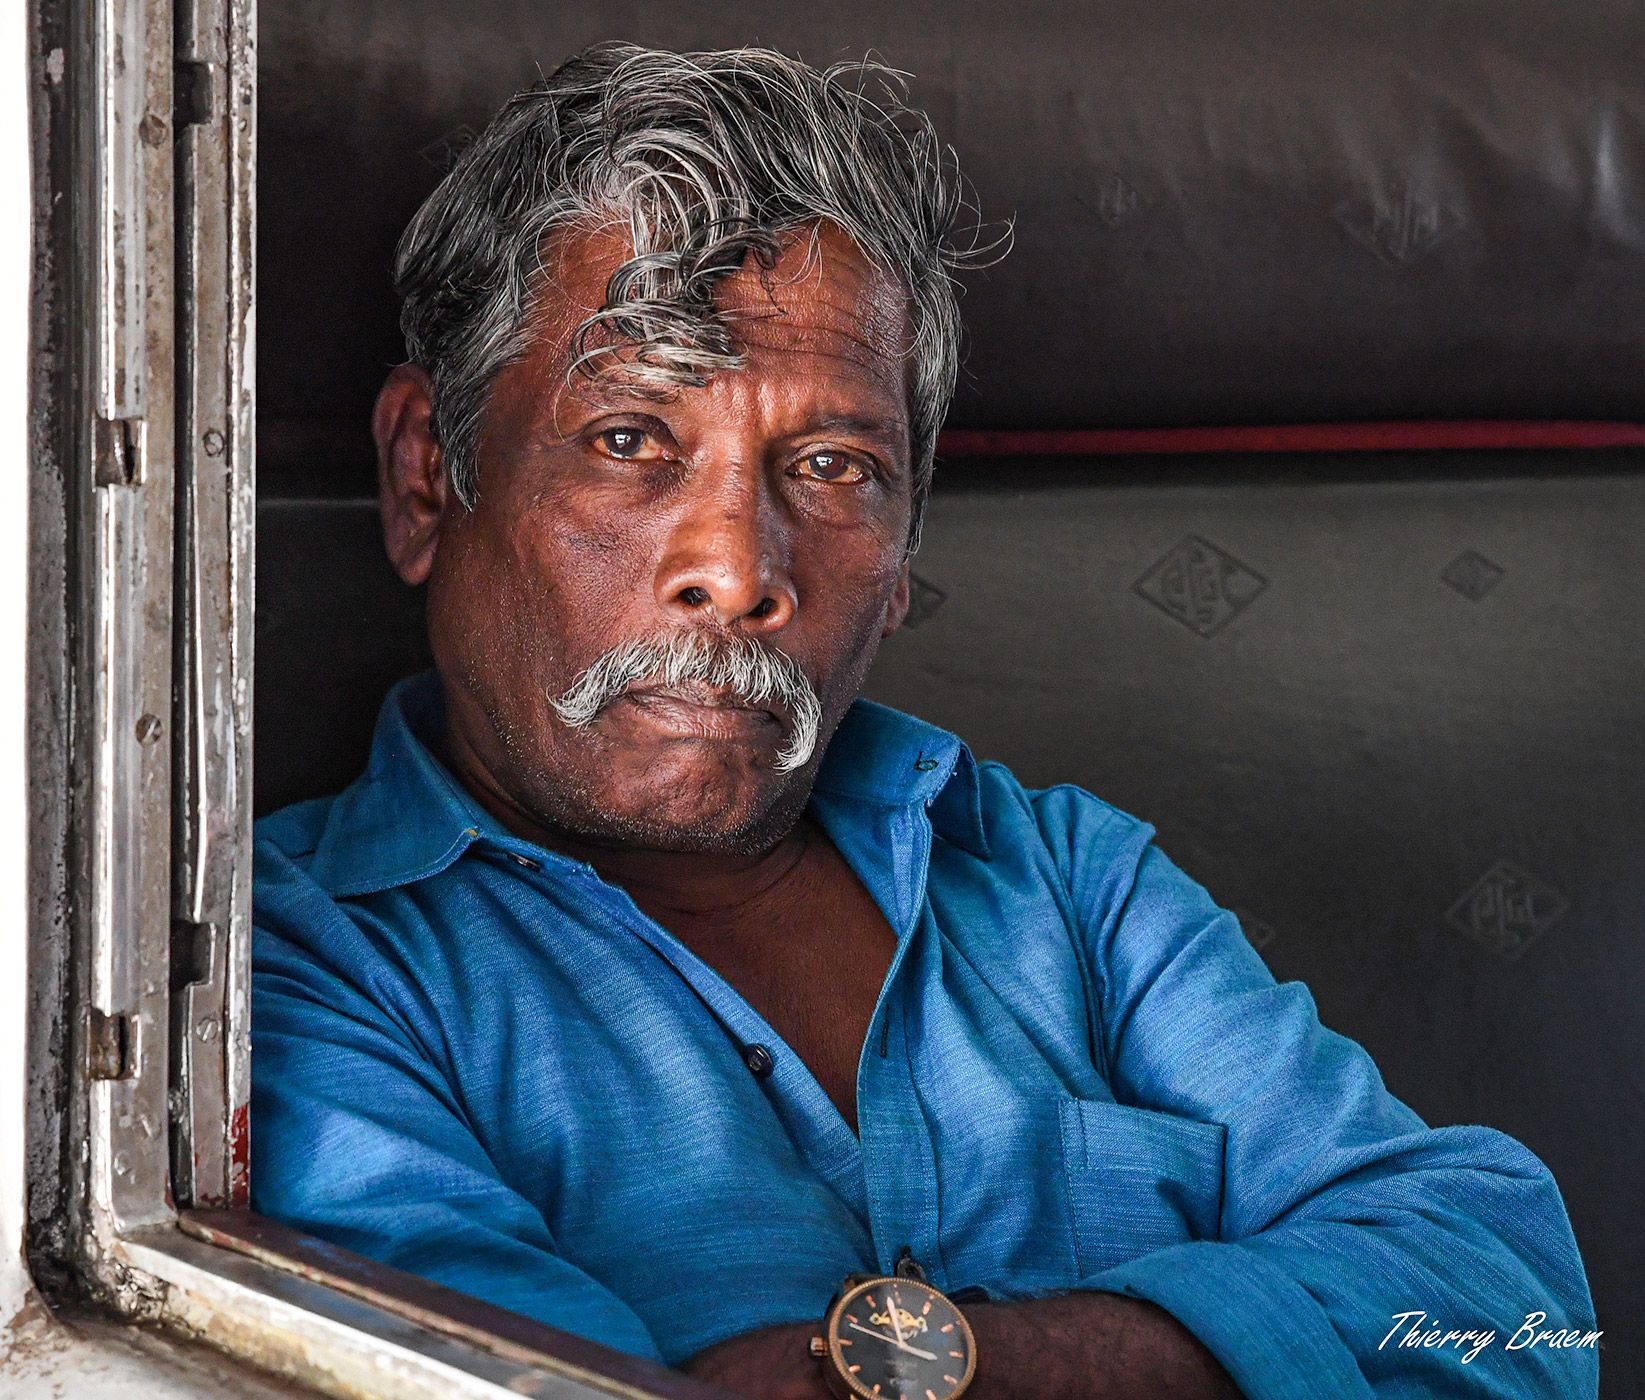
[653,473,798,634]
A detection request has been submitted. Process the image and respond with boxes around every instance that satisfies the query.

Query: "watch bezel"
[821,1273,977,1400]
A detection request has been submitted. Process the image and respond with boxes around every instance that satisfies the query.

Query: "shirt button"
[913,757,939,772]
[507,853,540,870]
[742,1044,775,1078]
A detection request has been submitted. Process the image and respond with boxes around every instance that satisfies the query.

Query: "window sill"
[110,1210,734,1400]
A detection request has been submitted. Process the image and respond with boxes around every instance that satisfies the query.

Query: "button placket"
[856,807,950,1284]
[569,874,872,1220]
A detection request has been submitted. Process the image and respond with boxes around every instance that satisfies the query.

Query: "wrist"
[963,1291,1243,1400]
[811,1263,977,1400]
[683,1321,827,1399]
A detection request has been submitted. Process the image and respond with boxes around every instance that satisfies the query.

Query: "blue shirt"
[252,674,1597,1398]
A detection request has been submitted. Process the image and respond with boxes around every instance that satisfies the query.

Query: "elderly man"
[252,44,1597,1400]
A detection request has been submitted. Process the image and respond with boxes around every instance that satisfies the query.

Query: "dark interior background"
[258,3,1644,1393]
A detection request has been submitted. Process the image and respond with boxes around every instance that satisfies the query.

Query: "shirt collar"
[808,697,991,860]
[305,671,989,899]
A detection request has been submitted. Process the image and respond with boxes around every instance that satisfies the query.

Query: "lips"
[618,685,781,741]
[626,680,772,713]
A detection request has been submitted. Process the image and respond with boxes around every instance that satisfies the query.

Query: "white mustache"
[549,631,823,774]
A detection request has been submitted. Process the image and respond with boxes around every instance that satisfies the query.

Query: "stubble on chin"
[458,686,829,855]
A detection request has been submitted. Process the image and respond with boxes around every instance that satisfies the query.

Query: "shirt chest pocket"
[1057,1096,1227,1278]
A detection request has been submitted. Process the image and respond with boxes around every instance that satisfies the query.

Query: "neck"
[532,820,815,917]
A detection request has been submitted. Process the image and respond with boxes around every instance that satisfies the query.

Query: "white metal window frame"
[20,3,732,1396]
[3,0,35,1345]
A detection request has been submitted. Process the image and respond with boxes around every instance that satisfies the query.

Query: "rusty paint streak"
[228,1103,249,1206]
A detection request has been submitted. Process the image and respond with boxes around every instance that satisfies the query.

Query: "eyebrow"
[533,406,909,459]
[807,413,906,446]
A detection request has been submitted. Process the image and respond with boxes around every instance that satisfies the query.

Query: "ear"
[881,560,912,638]
[374,363,450,587]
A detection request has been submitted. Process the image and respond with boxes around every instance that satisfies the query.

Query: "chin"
[621,817,782,856]
[555,753,813,855]
[565,799,793,856]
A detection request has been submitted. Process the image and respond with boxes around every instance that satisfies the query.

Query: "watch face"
[825,1276,976,1400]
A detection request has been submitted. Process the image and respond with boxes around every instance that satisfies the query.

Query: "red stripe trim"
[937,421,1645,457]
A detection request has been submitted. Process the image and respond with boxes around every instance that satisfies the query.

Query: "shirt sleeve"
[251,914,666,1363]
[1034,786,1599,1400]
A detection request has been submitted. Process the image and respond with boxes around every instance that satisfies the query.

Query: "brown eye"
[796,451,868,483]
[595,427,662,461]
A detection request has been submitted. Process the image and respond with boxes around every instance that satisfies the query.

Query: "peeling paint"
[228,1104,250,1206]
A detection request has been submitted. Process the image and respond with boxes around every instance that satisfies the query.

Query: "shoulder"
[255,795,335,873]
[929,752,1172,951]
[971,757,1156,877]
[963,757,1247,962]
[252,794,357,947]
[251,798,448,1069]
[251,794,411,1008]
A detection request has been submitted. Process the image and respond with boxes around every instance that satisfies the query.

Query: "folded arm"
[684,1292,1242,1400]
[1040,789,1599,1400]
[251,921,667,1363]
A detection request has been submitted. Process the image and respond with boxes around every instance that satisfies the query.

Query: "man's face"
[382,221,915,854]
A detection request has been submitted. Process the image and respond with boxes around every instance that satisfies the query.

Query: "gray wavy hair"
[393,43,1001,548]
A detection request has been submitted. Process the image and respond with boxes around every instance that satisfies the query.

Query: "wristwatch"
[808,1255,977,1400]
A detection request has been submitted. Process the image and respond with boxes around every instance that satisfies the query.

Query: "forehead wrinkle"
[715,230,911,358]
[546,333,902,410]
[495,221,914,448]
[727,313,905,373]
[669,354,910,446]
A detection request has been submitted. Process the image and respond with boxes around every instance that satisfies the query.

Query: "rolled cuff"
[1085,1240,1373,1400]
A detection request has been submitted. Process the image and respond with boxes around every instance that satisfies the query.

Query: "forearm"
[681,1292,1243,1400]
[966,1292,1242,1400]
[681,1320,829,1400]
